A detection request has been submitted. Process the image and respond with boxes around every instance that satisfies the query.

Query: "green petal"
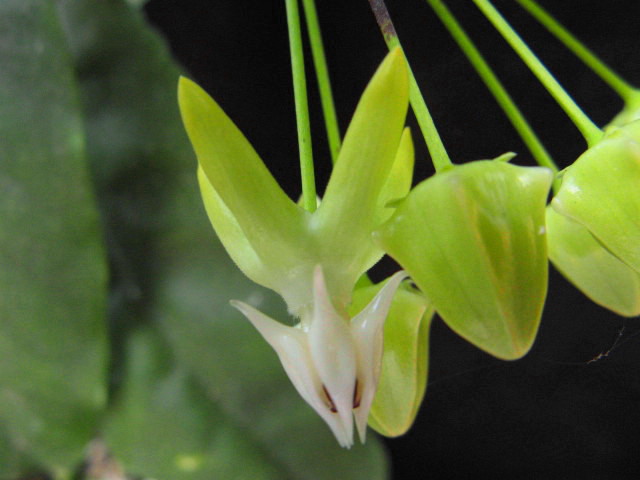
[553,122,640,273]
[377,161,553,360]
[350,281,432,438]
[376,127,415,225]
[178,77,307,274]
[313,48,409,295]
[546,207,640,317]
[197,166,271,286]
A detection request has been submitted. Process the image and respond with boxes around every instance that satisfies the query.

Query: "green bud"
[552,120,640,274]
[376,160,553,360]
[546,207,640,317]
[349,278,433,437]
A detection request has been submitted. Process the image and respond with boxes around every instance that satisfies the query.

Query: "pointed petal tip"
[354,410,368,444]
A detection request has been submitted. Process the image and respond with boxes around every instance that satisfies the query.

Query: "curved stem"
[426,0,557,174]
[368,0,453,172]
[516,0,636,102]
[472,0,602,147]
[301,0,341,164]
[285,0,317,212]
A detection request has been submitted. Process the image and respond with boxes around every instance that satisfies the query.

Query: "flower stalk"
[285,0,317,212]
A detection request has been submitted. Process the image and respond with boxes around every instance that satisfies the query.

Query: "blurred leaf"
[0,0,108,476]
[105,327,281,480]
[56,0,389,478]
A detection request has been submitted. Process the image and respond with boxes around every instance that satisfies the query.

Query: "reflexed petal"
[350,270,407,442]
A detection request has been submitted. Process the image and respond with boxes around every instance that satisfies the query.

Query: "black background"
[143,1,640,478]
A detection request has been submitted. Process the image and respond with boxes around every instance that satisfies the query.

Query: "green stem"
[285,0,317,212]
[301,0,342,164]
[516,0,637,102]
[472,0,602,147]
[368,0,453,172]
[426,0,557,173]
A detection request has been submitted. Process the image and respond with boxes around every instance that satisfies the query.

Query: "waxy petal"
[350,270,408,442]
[546,207,640,317]
[553,122,640,273]
[377,161,553,360]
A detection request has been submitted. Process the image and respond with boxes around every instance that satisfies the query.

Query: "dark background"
[143,1,640,478]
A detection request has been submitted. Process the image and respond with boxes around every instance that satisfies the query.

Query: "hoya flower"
[178,49,412,446]
[376,158,553,360]
[552,120,640,275]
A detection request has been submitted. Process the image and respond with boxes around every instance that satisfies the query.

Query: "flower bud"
[552,120,640,274]
[376,159,553,360]
[546,206,640,316]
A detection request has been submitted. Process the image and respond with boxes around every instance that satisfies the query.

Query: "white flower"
[232,265,407,448]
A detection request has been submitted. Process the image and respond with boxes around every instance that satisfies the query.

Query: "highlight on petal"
[350,270,408,442]
[376,160,553,360]
[552,122,640,274]
[546,207,640,317]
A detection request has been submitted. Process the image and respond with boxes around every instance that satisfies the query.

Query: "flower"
[178,49,412,446]
[546,206,640,317]
[552,120,640,275]
[233,266,407,448]
[375,158,553,360]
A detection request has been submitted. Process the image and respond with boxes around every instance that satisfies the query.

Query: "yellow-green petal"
[178,77,307,274]
[377,161,553,360]
[313,48,409,297]
[547,206,640,317]
[553,121,640,273]
[376,127,415,225]
[197,166,271,287]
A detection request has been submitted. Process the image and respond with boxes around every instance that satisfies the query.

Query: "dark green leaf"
[105,327,282,480]
[0,0,108,475]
